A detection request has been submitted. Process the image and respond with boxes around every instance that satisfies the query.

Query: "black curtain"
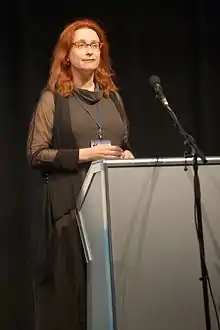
[1,1,220,329]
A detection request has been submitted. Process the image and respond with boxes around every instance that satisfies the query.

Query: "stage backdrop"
[1,1,220,329]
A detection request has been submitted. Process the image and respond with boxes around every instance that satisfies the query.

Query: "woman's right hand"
[79,145,123,163]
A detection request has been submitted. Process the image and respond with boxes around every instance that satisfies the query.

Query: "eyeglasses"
[72,41,103,51]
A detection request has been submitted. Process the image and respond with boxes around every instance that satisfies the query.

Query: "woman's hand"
[79,145,123,162]
[121,149,135,159]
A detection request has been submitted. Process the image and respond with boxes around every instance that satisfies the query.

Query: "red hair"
[47,18,117,96]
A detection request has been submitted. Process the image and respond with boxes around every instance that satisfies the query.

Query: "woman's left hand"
[121,150,135,159]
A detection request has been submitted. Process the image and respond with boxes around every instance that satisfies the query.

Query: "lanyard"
[74,96,103,139]
[96,102,103,139]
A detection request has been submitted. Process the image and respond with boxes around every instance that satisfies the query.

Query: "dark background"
[1,1,220,329]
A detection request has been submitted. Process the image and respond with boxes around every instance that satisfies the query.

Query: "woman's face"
[69,28,101,73]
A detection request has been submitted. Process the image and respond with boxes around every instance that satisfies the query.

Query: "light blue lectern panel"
[76,171,114,330]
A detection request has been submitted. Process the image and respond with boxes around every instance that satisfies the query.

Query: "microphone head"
[149,75,160,87]
[148,75,169,107]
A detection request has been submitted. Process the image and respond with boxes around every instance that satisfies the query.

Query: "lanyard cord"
[74,95,103,139]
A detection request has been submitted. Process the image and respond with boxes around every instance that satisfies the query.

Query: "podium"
[76,157,220,330]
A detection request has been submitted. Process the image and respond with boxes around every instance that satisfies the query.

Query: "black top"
[26,85,132,282]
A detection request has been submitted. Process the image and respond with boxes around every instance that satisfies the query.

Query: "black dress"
[27,86,130,330]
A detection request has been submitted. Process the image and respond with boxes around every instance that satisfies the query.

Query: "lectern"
[76,157,220,330]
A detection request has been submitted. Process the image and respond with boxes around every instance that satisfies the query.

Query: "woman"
[27,18,134,330]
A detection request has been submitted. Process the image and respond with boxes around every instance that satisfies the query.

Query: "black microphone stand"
[162,103,212,330]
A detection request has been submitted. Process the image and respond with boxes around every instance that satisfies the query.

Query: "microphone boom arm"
[164,104,207,164]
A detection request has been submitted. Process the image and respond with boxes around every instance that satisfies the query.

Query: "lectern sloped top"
[77,156,220,209]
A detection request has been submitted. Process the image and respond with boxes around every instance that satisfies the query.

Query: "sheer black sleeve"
[27,90,79,171]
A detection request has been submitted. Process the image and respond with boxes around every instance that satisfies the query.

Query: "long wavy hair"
[47,18,117,97]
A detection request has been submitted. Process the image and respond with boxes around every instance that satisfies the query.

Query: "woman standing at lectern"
[27,18,134,330]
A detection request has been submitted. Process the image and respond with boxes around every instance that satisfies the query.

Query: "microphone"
[149,75,207,164]
[149,75,170,109]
